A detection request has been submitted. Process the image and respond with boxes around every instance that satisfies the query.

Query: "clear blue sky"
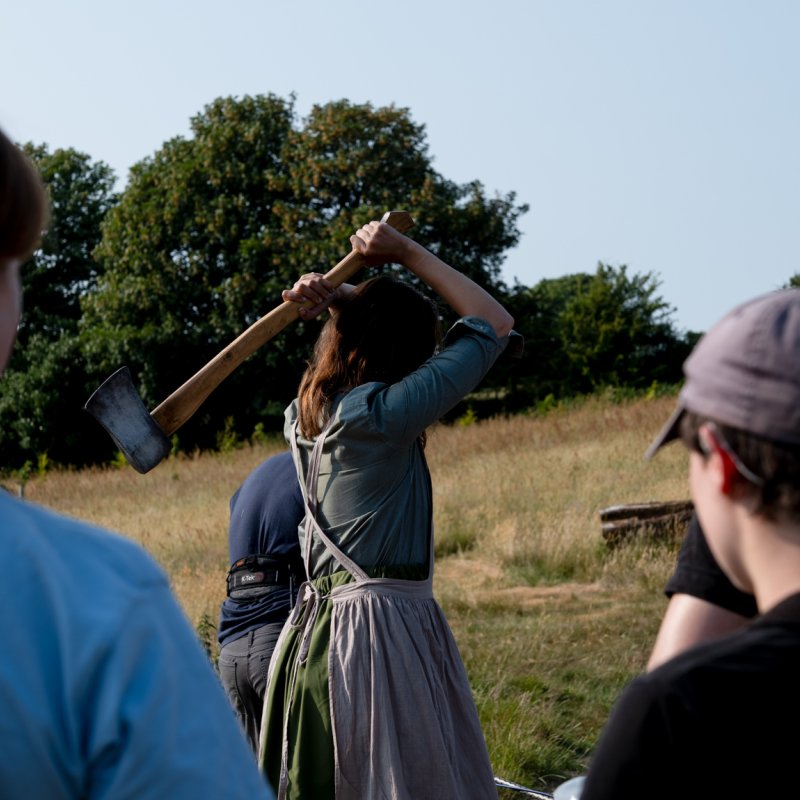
[2,0,798,334]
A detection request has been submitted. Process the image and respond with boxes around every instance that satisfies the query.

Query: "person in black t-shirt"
[580,289,800,800]
[646,513,758,670]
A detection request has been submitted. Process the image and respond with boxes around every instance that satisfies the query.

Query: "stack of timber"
[599,499,694,546]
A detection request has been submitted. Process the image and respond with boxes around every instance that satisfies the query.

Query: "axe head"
[84,366,171,474]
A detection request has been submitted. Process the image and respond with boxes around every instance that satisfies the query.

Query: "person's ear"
[698,425,740,495]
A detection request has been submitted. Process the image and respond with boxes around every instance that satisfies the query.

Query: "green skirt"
[259,564,492,800]
[259,572,347,800]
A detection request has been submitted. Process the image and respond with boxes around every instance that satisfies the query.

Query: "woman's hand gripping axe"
[84,211,414,473]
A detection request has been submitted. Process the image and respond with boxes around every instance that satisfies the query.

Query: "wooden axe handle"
[150,210,414,436]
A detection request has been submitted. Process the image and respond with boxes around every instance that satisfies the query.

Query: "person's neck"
[742,513,800,613]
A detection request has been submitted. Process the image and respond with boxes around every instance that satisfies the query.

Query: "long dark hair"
[297,276,441,438]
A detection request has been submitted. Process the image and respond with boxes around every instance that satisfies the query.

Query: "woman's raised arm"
[350,220,514,338]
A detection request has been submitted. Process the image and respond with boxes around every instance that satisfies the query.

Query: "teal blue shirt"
[285,317,515,577]
[0,491,274,799]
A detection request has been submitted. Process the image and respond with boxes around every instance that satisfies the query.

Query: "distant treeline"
[3,93,750,471]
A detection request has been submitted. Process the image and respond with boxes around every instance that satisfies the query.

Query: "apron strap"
[291,417,369,582]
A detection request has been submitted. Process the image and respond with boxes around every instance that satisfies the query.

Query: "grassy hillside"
[5,393,690,794]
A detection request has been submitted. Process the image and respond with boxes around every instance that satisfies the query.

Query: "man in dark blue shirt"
[218,450,305,752]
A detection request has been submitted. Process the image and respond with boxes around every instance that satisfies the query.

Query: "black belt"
[226,554,303,601]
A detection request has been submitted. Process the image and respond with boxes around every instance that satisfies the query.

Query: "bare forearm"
[399,238,513,337]
[647,594,750,671]
[352,221,514,338]
[284,218,516,339]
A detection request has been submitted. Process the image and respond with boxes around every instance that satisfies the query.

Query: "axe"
[84,210,414,474]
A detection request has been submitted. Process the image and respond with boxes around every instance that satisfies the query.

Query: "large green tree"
[561,263,687,391]
[0,146,118,467]
[83,94,527,453]
[17,146,118,342]
[494,274,592,405]
[495,264,692,409]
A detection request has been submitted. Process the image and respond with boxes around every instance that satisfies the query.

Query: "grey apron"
[268,419,496,800]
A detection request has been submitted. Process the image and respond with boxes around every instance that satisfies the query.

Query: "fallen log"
[599,499,694,546]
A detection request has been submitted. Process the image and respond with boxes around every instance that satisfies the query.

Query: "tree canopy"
[82,94,528,453]
[493,264,694,410]
[0,146,118,467]
[0,94,714,471]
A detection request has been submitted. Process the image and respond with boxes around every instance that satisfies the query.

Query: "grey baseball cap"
[645,288,800,459]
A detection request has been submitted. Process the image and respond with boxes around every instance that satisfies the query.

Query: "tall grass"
[5,393,689,794]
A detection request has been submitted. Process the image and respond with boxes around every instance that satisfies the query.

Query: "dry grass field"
[4,392,691,794]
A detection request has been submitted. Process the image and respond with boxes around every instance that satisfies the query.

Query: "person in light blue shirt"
[0,125,274,798]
